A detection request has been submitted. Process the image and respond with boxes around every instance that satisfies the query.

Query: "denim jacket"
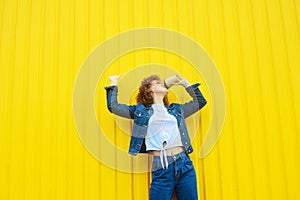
[104,83,207,156]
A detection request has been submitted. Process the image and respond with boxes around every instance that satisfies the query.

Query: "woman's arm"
[166,75,207,118]
[181,83,207,118]
[104,75,135,119]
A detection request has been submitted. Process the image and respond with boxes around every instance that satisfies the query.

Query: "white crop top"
[146,104,183,169]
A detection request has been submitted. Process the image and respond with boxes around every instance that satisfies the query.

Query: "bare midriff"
[150,146,185,156]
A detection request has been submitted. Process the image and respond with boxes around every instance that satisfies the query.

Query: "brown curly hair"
[136,75,169,107]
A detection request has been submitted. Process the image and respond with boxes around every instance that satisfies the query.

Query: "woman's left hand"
[109,74,121,86]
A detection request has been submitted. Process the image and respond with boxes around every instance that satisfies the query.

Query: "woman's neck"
[152,95,164,105]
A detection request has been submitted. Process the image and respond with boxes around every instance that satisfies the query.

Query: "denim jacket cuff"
[104,85,118,91]
[185,83,200,92]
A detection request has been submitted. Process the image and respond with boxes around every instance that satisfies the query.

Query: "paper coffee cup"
[164,75,181,89]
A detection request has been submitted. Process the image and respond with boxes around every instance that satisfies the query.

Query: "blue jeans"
[149,151,198,200]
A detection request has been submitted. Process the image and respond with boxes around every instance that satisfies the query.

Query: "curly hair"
[136,75,169,107]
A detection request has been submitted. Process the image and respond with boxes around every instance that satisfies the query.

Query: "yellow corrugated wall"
[0,0,299,199]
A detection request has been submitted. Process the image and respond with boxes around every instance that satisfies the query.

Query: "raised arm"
[181,83,207,118]
[166,74,207,118]
[104,75,135,119]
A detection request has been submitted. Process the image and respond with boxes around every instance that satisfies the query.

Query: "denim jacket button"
[182,132,185,135]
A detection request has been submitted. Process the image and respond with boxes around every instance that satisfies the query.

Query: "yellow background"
[1,0,299,199]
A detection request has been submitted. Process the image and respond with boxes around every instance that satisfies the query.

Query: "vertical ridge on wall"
[248,1,272,199]
[236,0,256,198]
[218,0,240,199]
[264,1,290,199]
[272,1,300,198]
[203,0,224,199]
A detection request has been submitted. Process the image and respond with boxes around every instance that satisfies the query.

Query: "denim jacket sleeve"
[104,85,136,119]
[181,83,207,118]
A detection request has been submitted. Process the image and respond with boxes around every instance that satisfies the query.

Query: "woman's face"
[150,79,168,95]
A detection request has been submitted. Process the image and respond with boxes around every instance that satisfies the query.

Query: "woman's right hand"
[109,74,121,86]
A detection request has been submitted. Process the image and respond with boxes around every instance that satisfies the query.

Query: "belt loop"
[179,152,182,159]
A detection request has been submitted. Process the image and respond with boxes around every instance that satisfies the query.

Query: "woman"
[105,74,207,200]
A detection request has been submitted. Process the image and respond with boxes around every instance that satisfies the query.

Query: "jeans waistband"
[153,151,187,165]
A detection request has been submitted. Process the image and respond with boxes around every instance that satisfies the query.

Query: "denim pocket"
[151,158,166,177]
[184,157,194,170]
[152,168,165,177]
[151,159,161,171]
